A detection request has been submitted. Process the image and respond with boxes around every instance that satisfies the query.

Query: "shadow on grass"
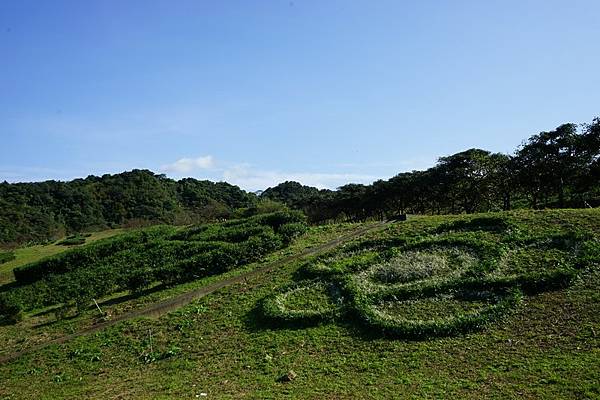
[27,284,167,329]
[32,313,78,329]
[242,300,341,333]
[242,300,426,343]
[95,283,167,309]
[0,281,20,294]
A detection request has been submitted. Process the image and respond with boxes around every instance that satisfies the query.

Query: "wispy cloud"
[334,156,438,172]
[160,155,381,191]
[222,164,378,191]
[160,156,215,173]
[0,166,82,183]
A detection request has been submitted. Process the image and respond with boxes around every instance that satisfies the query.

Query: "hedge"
[3,212,307,318]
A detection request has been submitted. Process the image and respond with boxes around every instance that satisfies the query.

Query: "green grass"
[260,280,344,325]
[359,249,476,288]
[0,229,125,284]
[374,293,492,320]
[0,210,599,398]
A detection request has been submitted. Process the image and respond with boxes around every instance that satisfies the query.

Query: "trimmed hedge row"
[2,212,308,317]
[13,225,177,283]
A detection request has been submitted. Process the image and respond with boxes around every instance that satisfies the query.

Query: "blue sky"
[1,1,599,190]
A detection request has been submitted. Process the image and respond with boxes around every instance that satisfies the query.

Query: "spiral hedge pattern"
[260,224,587,339]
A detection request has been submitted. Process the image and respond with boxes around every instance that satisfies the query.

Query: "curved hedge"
[260,227,590,340]
[300,250,383,279]
[260,280,344,326]
[351,288,523,338]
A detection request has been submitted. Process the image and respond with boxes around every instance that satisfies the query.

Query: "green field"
[0,229,126,284]
[0,210,599,399]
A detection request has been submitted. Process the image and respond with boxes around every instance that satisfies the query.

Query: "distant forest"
[0,171,255,246]
[2,117,599,245]
[262,117,600,222]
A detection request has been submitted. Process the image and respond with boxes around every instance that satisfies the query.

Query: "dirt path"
[0,220,389,364]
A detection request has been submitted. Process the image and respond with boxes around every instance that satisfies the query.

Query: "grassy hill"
[0,229,126,285]
[0,209,599,398]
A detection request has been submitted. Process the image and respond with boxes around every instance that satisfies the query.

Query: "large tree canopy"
[0,170,256,245]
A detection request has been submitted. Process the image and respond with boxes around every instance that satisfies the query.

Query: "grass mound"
[260,280,343,325]
[358,249,476,289]
[353,288,523,338]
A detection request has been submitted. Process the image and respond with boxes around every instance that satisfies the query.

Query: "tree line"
[262,117,600,222]
[0,170,256,246]
[2,117,599,244]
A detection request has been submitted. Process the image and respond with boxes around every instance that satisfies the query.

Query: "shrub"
[13,225,177,283]
[56,235,87,246]
[125,268,155,293]
[246,210,307,231]
[0,250,16,265]
[0,293,24,324]
[278,222,308,244]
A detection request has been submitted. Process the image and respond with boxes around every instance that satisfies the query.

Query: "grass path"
[0,220,389,365]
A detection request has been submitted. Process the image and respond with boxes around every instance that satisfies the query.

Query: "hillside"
[0,169,255,246]
[0,209,598,398]
[3,118,599,246]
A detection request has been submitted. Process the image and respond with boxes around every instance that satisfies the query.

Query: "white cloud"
[335,156,438,172]
[222,164,379,191]
[161,157,380,191]
[161,156,215,173]
[0,166,81,183]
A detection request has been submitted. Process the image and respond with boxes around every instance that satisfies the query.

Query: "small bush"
[0,250,16,265]
[0,293,24,324]
[278,222,308,244]
[125,268,155,293]
[56,235,87,246]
